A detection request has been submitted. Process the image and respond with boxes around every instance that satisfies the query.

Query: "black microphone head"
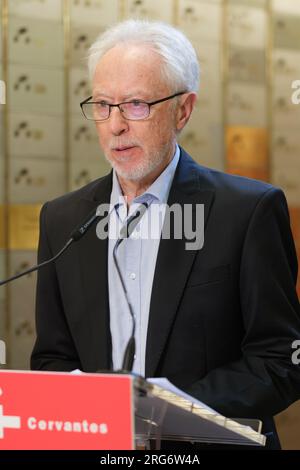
[122,336,136,372]
[70,208,101,241]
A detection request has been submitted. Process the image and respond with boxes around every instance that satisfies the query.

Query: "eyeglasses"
[80,91,186,121]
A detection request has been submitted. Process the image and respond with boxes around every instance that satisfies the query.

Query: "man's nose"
[109,106,129,136]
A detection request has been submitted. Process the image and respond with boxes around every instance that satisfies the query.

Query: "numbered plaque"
[8,64,64,115]
[123,0,173,22]
[69,67,91,115]
[70,158,110,191]
[227,3,267,49]
[9,0,62,20]
[227,83,267,127]
[9,112,64,159]
[9,158,65,204]
[9,17,64,68]
[70,116,101,160]
[178,0,222,43]
[70,0,119,27]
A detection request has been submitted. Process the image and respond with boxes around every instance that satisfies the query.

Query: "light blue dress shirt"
[108,144,180,375]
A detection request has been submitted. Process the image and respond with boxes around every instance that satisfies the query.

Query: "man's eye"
[98,101,108,107]
[131,100,143,107]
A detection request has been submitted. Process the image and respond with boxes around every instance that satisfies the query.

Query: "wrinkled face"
[92,45,180,181]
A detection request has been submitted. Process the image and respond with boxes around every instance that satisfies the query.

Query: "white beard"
[104,142,172,181]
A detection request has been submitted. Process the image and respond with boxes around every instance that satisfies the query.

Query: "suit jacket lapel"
[145,150,215,377]
[75,173,112,371]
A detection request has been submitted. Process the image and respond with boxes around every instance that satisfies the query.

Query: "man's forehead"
[92,46,168,99]
[100,43,159,62]
[94,44,163,79]
[92,88,155,100]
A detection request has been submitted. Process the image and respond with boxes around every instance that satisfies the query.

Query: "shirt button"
[131,231,140,239]
[129,272,136,280]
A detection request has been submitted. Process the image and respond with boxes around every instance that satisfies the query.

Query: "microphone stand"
[112,203,148,372]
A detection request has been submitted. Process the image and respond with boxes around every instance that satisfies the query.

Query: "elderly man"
[31,20,300,449]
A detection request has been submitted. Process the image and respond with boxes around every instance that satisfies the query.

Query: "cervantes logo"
[0,397,108,439]
[0,371,134,449]
[0,404,21,439]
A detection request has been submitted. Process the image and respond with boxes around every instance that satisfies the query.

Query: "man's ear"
[176,92,197,132]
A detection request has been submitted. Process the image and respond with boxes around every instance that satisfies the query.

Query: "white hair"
[88,19,200,93]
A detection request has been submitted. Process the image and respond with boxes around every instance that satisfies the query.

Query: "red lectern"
[0,370,265,449]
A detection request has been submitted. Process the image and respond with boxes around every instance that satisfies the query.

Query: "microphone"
[113,203,148,372]
[0,207,102,287]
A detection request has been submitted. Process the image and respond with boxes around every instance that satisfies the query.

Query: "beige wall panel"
[273,13,300,51]
[179,122,224,171]
[70,0,119,27]
[9,327,35,370]
[9,17,64,68]
[9,158,65,204]
[272,165,300,206]
[189,75,222,126]
[273,0,300,16]
[0,0,2,61]
[71,25,103,68]
[70,67,91,115]
[228,0,266,9]
[273,83,300,129]
[228,47,265,85]
[9,251,36,334]
[70,116,101,160]
[196,43,222,90]
[70,158,110,191]
[9,112,64,159]
[272,128,300,169]
[227,4,267,48]
[123,0,173,22]
[9,0,62,20]
[273,50,300,82]
[8,64,64,115]
[178,0,222,43]
[227,83,267,127]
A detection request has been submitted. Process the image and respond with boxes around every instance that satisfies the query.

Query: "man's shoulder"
[180,148,277,200]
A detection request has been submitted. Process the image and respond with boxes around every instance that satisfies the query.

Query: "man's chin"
[104,151,166,182]
[113,164,149,181]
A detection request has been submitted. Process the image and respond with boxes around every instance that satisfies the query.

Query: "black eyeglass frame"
[80,91,187,121]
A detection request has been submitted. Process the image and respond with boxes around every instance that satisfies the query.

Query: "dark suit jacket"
[31,148,300,449]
